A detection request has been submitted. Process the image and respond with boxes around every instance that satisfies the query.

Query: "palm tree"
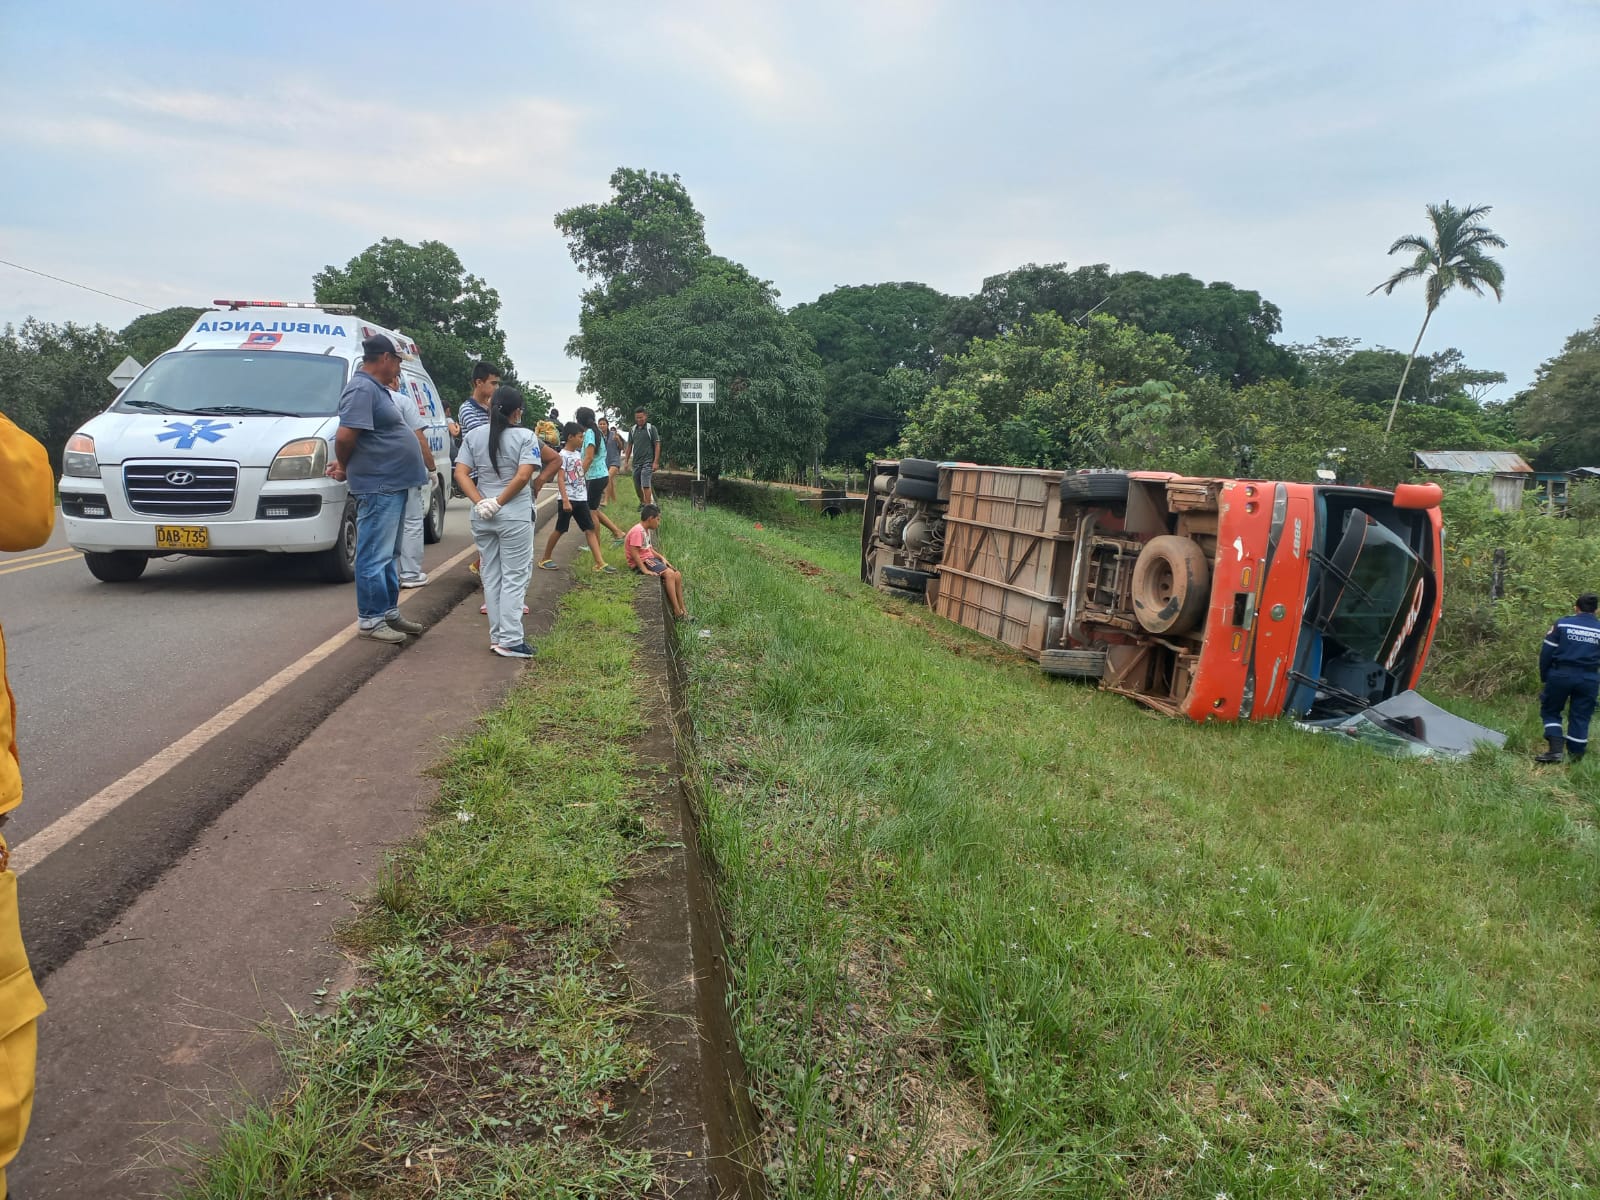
[1371,201,1507,435]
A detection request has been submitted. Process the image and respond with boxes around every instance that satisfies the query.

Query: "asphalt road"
[0,497,485,973]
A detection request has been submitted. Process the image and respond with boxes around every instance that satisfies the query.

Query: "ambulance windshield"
[115,351,348,418]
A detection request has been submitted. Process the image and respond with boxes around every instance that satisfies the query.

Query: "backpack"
[632,423,659,457]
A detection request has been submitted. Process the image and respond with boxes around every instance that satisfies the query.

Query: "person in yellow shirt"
[0,412,52,1196]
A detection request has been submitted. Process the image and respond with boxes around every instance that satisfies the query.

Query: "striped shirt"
[457,398,489,436]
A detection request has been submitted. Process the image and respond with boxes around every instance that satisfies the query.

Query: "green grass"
[670,485,1600,1199]
[176,566,665,1199]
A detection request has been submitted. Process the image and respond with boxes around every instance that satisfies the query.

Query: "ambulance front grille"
[124,462,239,516]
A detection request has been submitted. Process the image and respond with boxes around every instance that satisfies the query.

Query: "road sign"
[679,378,715,481]
[107,356,143,388]
[679,378,715,405]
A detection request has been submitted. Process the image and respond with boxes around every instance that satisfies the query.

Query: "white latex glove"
[473,497,501,520]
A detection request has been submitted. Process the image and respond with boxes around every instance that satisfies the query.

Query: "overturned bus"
[861,460,1444,722]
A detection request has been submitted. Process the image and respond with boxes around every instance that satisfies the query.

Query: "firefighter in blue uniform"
[1535,592,1600,763]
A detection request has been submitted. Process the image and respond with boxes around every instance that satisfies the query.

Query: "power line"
[0,257,156,311]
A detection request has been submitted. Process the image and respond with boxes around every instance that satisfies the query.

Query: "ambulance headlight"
[268,438,328,481]
[64,433,98,477]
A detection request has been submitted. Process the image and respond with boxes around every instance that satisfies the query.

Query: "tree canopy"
[313,238,513,402]
[788,282,956,467]
[901,313,1217,470]
[557,169,824,477]
[118,307,207,366]
[1516,317,1600,469]
[0,319,125,454]
[936,262,1297,387]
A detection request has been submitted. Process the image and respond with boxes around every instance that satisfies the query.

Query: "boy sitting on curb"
[625,504,691,622]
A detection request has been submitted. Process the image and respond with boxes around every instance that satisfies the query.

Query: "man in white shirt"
[388,376,438,588]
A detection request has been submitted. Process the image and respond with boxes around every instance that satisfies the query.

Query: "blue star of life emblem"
[155,419,233,449]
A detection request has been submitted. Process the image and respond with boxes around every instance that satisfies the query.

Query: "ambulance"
[59,301,455,583]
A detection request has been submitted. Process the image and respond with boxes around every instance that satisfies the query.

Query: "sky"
[2,0,1597,414]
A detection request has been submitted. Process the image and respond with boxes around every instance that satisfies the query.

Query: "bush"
[1428,481,1600,699]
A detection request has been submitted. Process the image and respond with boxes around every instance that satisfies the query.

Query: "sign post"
[678,378,715,481]
[107,356,143,389]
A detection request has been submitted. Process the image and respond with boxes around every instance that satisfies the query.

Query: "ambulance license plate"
[156,525,209,550]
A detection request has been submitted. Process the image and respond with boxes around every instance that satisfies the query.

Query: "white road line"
[13,539,485,876]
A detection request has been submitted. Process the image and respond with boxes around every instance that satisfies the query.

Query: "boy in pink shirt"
[625,504,690,621]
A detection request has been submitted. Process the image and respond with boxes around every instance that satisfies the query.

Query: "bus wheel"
[1131,535,1210,635]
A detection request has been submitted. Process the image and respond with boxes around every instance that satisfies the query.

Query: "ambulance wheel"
[316,501,359,583]
[83,551,148,583]
[423,478,445,544]
[1131,535,1210,635]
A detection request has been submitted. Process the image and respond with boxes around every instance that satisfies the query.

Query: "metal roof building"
[1413,450,1532,511]
[1411,450,1533,475]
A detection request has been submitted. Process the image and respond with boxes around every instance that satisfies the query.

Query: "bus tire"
[893,476,939,502]
[1131,535,1210,635]
[896,458,940,481]
[83,551,148,583]
[1062,471,1130,503]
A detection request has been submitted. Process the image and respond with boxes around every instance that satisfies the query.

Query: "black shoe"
[1569,752,1585,765]
[1535,735,1565,764]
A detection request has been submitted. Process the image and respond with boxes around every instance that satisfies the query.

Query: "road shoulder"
[14,558,536,1197]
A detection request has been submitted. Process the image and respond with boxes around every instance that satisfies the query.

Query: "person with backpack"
[623,407,661,504]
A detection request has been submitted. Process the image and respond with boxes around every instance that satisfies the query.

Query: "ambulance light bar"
[213,299,359,314]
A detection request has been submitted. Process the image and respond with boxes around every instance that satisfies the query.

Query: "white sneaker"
[400,574,429,589]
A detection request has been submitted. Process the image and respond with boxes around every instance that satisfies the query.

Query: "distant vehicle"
[862,460,1444,721]
[59,301,454,583]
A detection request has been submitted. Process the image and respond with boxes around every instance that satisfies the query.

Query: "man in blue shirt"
[1535,592,1600,763]
[327,334,429,645]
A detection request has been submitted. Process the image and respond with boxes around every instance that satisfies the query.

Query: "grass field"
[177,569,664,1199]
[667,487,1600,1199]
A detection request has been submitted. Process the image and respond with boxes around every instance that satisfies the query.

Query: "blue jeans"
[353,490,406,627]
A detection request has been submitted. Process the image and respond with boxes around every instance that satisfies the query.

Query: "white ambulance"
[59,301,455,583]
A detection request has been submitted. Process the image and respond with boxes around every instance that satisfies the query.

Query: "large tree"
[313,238,513,402]
[557,169,825,477]
[934,262,1297,386]
[555,168,709,311]
[788,282,956,467]
[900,313,1217,471]
[118,307,206,366]
[1516,317,1600,469]
[0,319,124,454]
[1370,201,1507,434]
